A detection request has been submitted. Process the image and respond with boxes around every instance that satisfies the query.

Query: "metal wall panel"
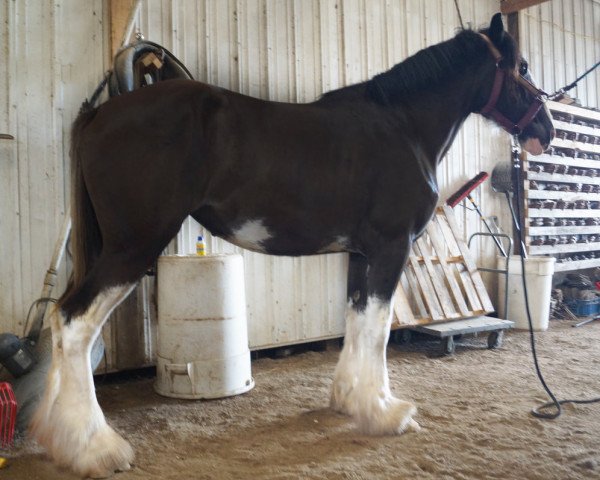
[519,0,600,109]
[136,0,507,349]
[0,1,107,338]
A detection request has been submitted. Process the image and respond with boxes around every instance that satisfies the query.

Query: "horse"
[31,13,554,478]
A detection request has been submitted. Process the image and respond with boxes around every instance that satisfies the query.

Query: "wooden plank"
[458,265,483,313]
[422,219,471,317]
[109,0,140,56]
[527,171,600,186]
[403,267,429,320]
[529,225,600,236]
[415,237,458,319]
[408,252,443,321]
[436,210,462,258]
[549,101,600,122]
[391,282,417,328]
[435,215,483,313]
[442,206,495,313]
[553,120,600,138]
[532,154,600,170]
[434,211,481,314]
[501,0,550,14]
[554,258,600,272]
[528,209,600,218]
[529,242,600,255]
[551,137,600,154]
[527,190,600,201]
[412,255,464,265]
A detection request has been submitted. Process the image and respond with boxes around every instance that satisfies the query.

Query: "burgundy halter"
[478,34,547,136]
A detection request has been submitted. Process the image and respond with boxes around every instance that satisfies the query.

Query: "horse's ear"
[489,13,505,45]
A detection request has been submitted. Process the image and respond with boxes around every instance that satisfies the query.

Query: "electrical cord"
[510,139,600,418]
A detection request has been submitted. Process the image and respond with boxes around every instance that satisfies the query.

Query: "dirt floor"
[5,319,600,480]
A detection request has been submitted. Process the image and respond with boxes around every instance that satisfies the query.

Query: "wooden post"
[108,0,141,57]
[500,0,550,14]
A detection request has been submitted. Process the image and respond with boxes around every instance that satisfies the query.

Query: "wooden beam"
[501,0,550,14]
[108,0,140,57]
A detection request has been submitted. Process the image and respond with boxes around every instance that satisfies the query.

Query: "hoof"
[31,404,134,478]
[355,397,419,435]
[75,426,134,478]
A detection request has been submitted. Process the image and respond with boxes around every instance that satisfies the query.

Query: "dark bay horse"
[32,14,553,478]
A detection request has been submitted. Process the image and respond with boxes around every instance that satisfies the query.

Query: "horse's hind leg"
[31,253,141,478]
[331,245,420,435]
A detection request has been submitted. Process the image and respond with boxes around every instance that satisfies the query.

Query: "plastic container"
[155,254,254,399]
[497,256,555,331]
[566,298,600,317]
[196,235,206,256]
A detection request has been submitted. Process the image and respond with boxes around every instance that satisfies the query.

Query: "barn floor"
[5,320,600,480]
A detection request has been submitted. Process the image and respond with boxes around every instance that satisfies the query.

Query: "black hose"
[510,141,600,418]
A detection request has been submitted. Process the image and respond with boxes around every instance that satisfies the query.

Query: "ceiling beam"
[500,0,551,14]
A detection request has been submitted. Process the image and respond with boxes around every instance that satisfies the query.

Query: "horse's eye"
[519,61,528,76]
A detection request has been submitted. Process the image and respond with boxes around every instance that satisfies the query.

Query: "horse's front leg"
[331,246,420,435]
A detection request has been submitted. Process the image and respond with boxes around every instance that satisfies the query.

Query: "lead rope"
[549,60,600,100]
[453,0,465,30]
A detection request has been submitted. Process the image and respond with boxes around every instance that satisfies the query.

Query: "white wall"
[520,0,600,110]
[0,0,108,337]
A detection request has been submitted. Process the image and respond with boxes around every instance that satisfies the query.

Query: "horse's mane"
[365,30,488,104]
[355,28,517,105]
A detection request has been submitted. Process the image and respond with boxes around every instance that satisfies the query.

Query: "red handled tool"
[447,171,507,257]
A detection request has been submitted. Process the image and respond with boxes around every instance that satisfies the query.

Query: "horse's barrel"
[154,254,254,399]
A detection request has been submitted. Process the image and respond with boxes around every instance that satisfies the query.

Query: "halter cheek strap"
[477,34,546,135]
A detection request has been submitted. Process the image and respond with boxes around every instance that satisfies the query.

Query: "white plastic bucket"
[497,255,555,331]
[154,254,254,399]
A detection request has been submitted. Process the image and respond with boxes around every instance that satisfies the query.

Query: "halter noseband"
[478,34,547,135]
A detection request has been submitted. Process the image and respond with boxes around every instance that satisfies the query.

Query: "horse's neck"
[397,78,478,168]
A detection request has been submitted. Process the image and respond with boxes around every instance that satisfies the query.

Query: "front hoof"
[356,398,419,435]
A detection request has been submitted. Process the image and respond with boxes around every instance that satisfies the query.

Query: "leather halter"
[478,34,547,135]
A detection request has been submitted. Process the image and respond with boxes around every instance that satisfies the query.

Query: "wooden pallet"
[392,205,495,328]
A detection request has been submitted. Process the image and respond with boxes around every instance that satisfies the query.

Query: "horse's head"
[476,13,554,155]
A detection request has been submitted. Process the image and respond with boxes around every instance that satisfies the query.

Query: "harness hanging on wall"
[108,38,194,97]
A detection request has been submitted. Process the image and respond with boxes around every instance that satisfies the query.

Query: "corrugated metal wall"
[0,1,107,337]
[519,0,600,110]
[3,1,598,358]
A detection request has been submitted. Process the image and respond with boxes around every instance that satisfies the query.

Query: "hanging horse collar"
[478,34,547,135]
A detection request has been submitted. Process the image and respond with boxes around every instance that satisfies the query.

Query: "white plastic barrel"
[497,256,555,331]
[154,254,254,399]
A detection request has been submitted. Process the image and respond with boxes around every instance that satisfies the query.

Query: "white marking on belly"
[230,219,272,252]
[319,236,351,253]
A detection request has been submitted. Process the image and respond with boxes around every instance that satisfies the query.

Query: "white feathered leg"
[31,284,135,479]
[331,296,420,435]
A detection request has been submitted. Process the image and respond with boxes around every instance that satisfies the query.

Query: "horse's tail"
[58,104,102,309]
